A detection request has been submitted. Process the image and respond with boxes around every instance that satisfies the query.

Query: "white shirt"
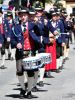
[0,17,3,24]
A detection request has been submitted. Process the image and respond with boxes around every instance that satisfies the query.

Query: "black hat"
[49,8,57,16]
[61,8,66,13]
[7,12,13,17]
[51,10,56,15]
[28,7,36,15]
[64,12,68,16]
[33,1,44,11]
[0,7,3,14]
[61,8,67,16]
[18,7,29,15]
[56,9,61,15]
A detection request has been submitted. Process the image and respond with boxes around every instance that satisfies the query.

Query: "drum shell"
[36,53,52,65]
[22,56,41,70]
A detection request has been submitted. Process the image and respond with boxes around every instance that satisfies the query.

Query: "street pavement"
[0,44,75,100]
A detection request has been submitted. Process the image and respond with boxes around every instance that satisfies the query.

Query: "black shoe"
[37,81,44,87]
[27,91,38,99]
[46,75,54,78]
[25,82,28,88]
[59,66,64,70]
[20,89,26,99]
[56,69,61,73]
[0,65,6,69]
[32,86,39,92]
[44,72,54,78]
[62,59,66,64]
[25,82,28,91]
[65,57,69,60]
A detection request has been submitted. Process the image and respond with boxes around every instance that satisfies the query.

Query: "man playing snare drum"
[12,7,40,99]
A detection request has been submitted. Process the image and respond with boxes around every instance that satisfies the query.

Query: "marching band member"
[56,10,66,70]
[43,9,60,77]
[63,14,71,61]
[0,7,11,69]
[34,2,46,87]
[49,9,65,72]
[56,10,66,71]
[60,10,70,65]
[28,7,42,92]
[44,16,56,77]
[6,12,15,60]
[12,7,39,99]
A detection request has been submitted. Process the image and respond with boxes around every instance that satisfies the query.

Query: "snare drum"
[36,53,52,65]
[22,56,41,70]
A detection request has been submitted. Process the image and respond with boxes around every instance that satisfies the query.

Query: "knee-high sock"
[28,77,34,92]
[1,54,5,66]
[56,58,60,69]
[72,32,75,43]
[6,45,11,55]
[11,49,16,59]
[33,71,39,87]
[63,45,67,59]
[66,49,69,58]
[59,56,63,67]
[24,71,28,83]
[38,67,45,82]
[6,49,11,59]
[18,75,25,90]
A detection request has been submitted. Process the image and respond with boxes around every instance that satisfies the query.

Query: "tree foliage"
[55,0,61,3]
[45,0,52,3]
[0,0,3,4]
[53,2,63,9]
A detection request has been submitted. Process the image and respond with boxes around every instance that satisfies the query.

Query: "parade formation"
[0,0,75,99]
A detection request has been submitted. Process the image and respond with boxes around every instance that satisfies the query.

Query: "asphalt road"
[0,44,75,100]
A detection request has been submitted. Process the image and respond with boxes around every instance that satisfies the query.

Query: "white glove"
[53,30,59,35]
[62,42,65,47]
[17,43,22,49]
[0,43,2,48]
[7,37,10,42]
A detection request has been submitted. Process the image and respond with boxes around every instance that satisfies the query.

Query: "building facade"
[66,0,75,14]
[60,0,75,15]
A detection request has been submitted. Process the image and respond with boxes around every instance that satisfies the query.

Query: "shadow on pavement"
[5,94,21,99]
[5,94,39,99]
[13,87,48,93]
[44,82,51,85]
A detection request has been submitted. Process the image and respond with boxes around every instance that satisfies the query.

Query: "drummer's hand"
[0,43,2,48]
[49,38,55,44]
[62,42,65,47]
[53,30,58,36]
[7,37,10,42]
[17,43,22,49]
